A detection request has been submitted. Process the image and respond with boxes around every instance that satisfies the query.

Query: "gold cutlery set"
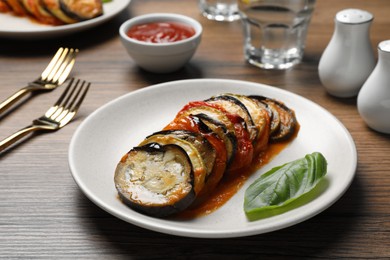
[0,47,89,153]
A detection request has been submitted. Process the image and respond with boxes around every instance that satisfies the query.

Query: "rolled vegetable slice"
[226,94,271,154]
[0,0,12,12]
[206,94,258,143]
[21,0,63,25]
[5,0,28,16]
[115,143,195,218]
[41,0,78,23]
[140,130,214,195]
[250,95,298,142]
[59,0,103,21]
[176,103,237,165]
[164,115,228,196]
[178,101,253,172]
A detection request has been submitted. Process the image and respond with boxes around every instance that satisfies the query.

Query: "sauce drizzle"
[175,125,300,219]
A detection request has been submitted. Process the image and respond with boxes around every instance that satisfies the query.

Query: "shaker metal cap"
[379,40,390,52]
[336,9,373,24]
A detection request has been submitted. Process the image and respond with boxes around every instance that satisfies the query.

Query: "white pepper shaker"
[318,9,375,98]
[357,40,390,134]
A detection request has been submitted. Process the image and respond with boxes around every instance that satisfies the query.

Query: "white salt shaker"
[318,9,375,98]
[357,40,390,134]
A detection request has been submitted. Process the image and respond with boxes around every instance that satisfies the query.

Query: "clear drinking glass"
[238,0,316,69]
[198,0,240,22]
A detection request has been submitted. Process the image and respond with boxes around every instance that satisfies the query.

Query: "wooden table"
[1,0,389,258]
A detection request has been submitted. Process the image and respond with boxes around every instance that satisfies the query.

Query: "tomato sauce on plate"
[126,21,196,43]
[175,125,300,219]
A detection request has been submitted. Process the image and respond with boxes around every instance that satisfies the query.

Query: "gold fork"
[0,78,90,153]
[0,47,78,116]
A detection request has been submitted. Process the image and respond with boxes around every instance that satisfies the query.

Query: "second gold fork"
[0,78,90,153]
[0,47,78,117]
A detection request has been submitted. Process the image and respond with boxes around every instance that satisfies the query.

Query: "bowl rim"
[119,13,203,47]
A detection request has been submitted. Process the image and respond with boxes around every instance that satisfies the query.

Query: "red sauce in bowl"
[127,22,196,43]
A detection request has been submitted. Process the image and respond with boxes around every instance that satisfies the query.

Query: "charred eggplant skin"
[4,0,28,16]
[115,143,196,218]
[193,113,237,166]
[42,0,78,23]
[59,0,102,21]
[146,129,216,176]
[249,95,298,142]
[175,104,238,165]
[205,94,258,142]
[140,130,212,196]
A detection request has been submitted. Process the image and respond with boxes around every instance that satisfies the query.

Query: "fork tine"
[45,48,69,82]
[41,48,79,84]
[44,78,74,118]
[55,79,90,125]
[55,51,77,85]
[40,47,65,80]
[47,48,78,83]
[52,49,78,85]
[70,80,90,113]
[45,78,90,124]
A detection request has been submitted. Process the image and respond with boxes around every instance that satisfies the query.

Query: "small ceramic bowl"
[119,13,202,73]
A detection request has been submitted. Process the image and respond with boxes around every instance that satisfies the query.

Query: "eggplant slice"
[114,143,196,218]
[224,93,271,152]
[151,130,216,178]
[41,0,78,23]
[21,0,63,25]
[0,0,11,12]
[177,105,237,165]
[249,95,297,142]
[5,0,28,16]
[59,0,102,21]
[140,130,216,196]
[205,95,258,143]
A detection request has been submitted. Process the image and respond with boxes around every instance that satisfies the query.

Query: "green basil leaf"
[244,152,327,220]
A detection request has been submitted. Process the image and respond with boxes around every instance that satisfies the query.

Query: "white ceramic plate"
[0,0,130,39]
[69,79,357,238]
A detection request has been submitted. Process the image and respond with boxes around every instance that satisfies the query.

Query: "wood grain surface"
[1,0,389,258]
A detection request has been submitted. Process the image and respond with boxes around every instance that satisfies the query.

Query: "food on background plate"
[0,0,11,12]
[114,93,299,218]
[0,0,103,25]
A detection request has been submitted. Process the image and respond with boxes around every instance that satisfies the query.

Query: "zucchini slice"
[59,0,102,21]
[114,143,195,217]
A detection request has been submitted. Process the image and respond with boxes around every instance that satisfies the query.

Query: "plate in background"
[0,0,130,39]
